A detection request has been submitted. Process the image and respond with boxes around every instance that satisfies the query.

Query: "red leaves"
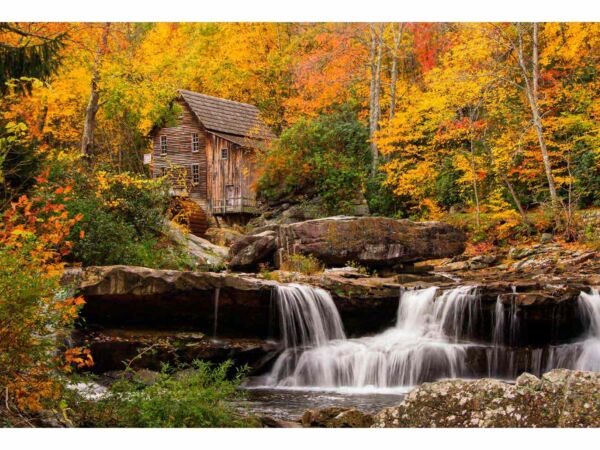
[64,347,94,371]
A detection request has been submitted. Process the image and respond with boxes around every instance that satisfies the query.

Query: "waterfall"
[259,285,471,391]
[275,284,346,349]
[433,285,480,339]
[493,297,505,345]
[486,288,600,378]
[488,297,505,376]
[575,288,600,371]
[252,284,600,393]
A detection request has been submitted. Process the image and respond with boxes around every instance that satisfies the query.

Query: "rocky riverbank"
[372,369,600,427]
[253,369,600,427]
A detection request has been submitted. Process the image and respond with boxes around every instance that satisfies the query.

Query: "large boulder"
[164,220,228,268]
[230,216,466,271]
[186,234,228,268]
[205,226,243,247]
[276,216,466,268]
[228,230,278,271]
[373,369,600,428]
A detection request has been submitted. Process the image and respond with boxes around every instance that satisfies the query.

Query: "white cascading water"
[486,287,600,378]
[275,283,346,349]
[255,284,600,392]
[575,288,600,371]
[432,285,481,339]
[259,285,476,391]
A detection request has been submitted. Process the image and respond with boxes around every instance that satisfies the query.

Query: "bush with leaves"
[71,361,255,428]
[0,121,44,208]
[42,153,193,269]
[258,105,371,213]
[0,180,91,423]
[279,253,324,275]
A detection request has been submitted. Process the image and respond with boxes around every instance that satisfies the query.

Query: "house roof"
[210,131,267,150]
[179,89,275,142]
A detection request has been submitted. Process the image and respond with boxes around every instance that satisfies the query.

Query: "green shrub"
[43,155,193,269]
[346,259,369,275]
[365,171,404,218]
[258,105,371,214]
[70,361,255,428]
[0,242,64,415]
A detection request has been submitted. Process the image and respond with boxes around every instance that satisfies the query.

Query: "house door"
[226,185,235,207]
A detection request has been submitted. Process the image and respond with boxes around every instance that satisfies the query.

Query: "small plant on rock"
[279,253,324,275]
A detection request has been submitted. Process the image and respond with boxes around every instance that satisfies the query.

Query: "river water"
[237,388,407,421]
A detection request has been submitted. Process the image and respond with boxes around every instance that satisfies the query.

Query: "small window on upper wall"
[160,135,168,155]
[191,133,200,153]
[221,148,229,159]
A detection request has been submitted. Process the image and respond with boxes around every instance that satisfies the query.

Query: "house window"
[191,133,199,153]
[192,164,200,185]
[160,135,168,155]
[220,148,229,159]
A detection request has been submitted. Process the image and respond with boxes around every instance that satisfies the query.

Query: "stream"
[237,388,407,421]
[77,274,600,421]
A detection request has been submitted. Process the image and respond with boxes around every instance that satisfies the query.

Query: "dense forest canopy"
[1,23,598,227]
[0,20,599,426]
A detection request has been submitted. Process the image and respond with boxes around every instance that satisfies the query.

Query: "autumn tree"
[81,23,111,157]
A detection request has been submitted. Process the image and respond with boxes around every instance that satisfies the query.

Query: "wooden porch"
[209,197,259,215]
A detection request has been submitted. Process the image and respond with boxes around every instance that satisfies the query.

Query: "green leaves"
[71,361,253,428]
[258,105,370,213]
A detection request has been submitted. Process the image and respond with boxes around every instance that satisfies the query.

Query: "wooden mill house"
[150,90,275,234]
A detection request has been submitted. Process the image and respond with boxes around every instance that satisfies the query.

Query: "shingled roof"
[179,89,275,142]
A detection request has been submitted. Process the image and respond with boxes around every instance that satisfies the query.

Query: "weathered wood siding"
[206,133,258,211]
[151,100,207,197]
[151,98,259,219]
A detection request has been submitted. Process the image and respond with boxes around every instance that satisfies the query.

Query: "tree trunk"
[469,134,481,230]
[389,23,403,121]
[81,23,110,158]
[533,22,539,100]
[369,24,383,175]
[516,23,560,208]
[502,173,528,222]
[81,70,100,157]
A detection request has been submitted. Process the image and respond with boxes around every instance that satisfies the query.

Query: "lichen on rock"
[373,369,600,428]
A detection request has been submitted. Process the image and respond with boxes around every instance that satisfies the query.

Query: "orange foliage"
[0,175,91,413]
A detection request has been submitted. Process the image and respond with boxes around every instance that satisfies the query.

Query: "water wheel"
[173,198,210,237]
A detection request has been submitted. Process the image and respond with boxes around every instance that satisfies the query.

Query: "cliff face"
[71,265,598,380]
[73,265,592,342]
